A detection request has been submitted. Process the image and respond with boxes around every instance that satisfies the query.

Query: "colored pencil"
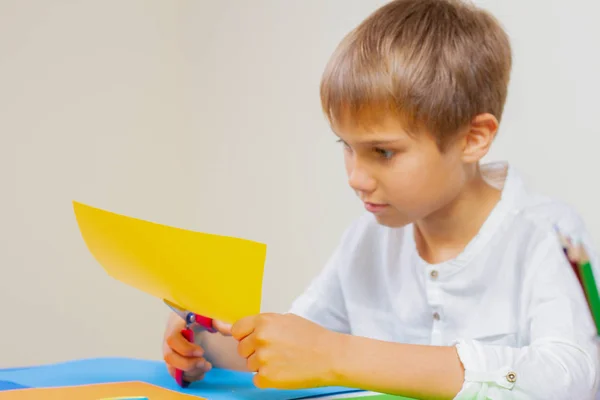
[557,231,585,290]
[574,243,600,335]
[555,227,600,334]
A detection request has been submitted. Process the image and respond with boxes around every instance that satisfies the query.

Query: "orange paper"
[0,381,204,399]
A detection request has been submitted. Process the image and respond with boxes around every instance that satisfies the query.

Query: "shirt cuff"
[453,339,518,399]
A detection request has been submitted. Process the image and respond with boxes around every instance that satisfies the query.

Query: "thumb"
[212,320,233,336]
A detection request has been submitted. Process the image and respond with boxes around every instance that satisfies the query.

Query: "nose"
[347,159,376,194]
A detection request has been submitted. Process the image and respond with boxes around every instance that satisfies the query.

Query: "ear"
[461,113,498,163]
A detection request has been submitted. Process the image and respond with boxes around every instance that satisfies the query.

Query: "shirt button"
[430,270,439,279]
[433,312,441,321]
[506,371,517,383]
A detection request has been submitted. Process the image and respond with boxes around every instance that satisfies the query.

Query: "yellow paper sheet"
[73,201,267,323]
[0,381,203,399]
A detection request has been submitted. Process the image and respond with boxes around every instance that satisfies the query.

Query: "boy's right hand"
[163,313,232,382]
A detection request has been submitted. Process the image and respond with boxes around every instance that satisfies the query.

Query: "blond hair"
[320,0,512,148]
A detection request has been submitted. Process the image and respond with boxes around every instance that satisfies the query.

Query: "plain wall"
[1,0,598,367]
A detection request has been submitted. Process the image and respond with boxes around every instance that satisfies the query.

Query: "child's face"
[334,116,471,228]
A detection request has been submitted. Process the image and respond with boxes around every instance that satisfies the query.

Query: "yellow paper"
[73,201,267,323]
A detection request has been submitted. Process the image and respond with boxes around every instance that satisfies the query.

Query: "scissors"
[164,299,217,387]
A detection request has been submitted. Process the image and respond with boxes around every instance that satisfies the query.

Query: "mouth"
[364,202,389,214]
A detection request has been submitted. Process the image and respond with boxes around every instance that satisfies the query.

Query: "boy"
[163,0,600,398]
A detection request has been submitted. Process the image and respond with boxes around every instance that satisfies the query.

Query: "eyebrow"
[361,139,404,146]
[333,130,407,146]
[338,137,405,146]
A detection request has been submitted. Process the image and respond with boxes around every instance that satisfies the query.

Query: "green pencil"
[576,244,600,335]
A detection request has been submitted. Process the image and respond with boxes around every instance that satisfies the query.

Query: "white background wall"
[1,0,598,367]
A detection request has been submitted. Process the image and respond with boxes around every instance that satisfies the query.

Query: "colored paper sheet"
[0,382,28,391]
[0,381,201,399]
[338,396,411,400]
[298,391,415,399]
[0,358,358,400]
[341,395,412,399]
[72,201,267,323]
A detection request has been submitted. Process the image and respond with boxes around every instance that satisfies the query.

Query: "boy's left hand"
[231,313,343,389]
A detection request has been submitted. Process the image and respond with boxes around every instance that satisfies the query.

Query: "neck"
[414,169,502,264]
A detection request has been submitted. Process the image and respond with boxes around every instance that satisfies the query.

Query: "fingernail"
[193,349,203,357]
[205,362,212,371]
[196,360,206,369]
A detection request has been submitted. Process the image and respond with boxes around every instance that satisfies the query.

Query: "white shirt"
[289,161,600,399]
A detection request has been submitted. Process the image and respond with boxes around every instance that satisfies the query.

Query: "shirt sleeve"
[287,242,351,334]
[453,232,600,399]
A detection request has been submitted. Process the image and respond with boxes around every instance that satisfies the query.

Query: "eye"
[375,148,394,159]
[336,139,351,150]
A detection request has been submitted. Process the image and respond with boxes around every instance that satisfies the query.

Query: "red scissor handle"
[174,315,216,388]
[175,328,195,388]
[193,314,216,333]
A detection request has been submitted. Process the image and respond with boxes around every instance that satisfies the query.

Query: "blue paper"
[0,357,359,399]
[0,380,29,391]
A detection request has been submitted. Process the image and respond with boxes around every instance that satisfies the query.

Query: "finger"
[163,347,206,372]
[231,315,257,341]
[253,371,271,389]
[166,364,176,379]
[185,361,212,381]
[246,353,259,372]
[184,370,206,382]
[204,361,213,373]
[237,332,257,359]
[166,330,204,357]
[167,362,206,384]
[213,320,233,336]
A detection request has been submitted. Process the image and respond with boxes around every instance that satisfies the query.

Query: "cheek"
[380,158,428,202]
[385,150,460,204]
[418,155,466,207]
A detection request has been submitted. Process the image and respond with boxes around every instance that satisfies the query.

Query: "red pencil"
[557,232,584,285]
[556,230,591,310]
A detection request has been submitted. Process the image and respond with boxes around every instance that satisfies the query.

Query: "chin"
[373,213,411,228]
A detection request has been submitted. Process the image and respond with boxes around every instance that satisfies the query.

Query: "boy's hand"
[231,313,342,389]
[163,313,233,382]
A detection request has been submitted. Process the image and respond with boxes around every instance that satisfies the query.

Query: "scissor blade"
[163,299,190,320]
